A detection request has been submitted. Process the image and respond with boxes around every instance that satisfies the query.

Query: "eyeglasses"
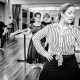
[36,17,41,18]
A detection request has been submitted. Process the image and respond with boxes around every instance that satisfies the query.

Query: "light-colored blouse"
[32,23,80,66]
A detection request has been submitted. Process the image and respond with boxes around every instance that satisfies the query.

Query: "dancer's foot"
[31,64,39,69]
[0,48,4,51]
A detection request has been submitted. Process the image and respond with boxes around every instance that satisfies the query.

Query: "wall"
[5,0,10,25]
[10,0,80,4]
[0,0,10,25]
[0,0,5,3]
[75,9,80,27]
[9,0,80,27]
[0,2,5,22]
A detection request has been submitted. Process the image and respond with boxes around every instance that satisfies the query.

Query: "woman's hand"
[2,27,8,36]
[44,52,53,62]
[24,28,31,35]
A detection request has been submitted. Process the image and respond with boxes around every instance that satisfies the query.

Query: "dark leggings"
[0,35,6,48]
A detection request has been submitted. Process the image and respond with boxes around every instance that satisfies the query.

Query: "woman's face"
[44,16,49,22]
[35,14,41,22]
[61,6,75,24]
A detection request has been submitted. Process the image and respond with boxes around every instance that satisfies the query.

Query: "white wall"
[10,0,80,4]
[0,0,10,25]
[0,0,5,3]
[4,0,10,25]
[75,9,80,27]
[9,0,80,28]
[0,2,5,22]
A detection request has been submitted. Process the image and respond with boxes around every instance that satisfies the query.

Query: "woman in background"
[27,12,45,65]
[41,13,51,26]
[41,13,51,51]
[0,16,7,50]
[32,3,80,80]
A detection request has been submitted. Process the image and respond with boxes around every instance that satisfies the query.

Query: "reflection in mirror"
[12,4,21,31]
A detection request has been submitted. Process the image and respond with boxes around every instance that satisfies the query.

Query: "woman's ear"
[61,12,64,19]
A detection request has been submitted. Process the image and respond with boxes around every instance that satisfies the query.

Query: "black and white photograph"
[0,0,80,80]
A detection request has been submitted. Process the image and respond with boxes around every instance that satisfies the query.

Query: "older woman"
[41,13,51,26]
[27,12,45,64]
[41,13,51,51]
[32,3,80,80]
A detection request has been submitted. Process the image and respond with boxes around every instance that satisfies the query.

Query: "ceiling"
[11,0,80,4]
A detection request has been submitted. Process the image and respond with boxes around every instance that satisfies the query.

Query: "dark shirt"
[0,21,6,37]
[41,21,51,26]
[29,24,44,34]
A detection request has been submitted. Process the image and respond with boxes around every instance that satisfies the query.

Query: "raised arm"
[32,25,49,54]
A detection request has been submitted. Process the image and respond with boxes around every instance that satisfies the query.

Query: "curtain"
[12,4,21,31]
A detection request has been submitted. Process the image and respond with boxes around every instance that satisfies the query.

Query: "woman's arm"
[75,27,80,46]
[32,24,53,61]
[29,24,38,33]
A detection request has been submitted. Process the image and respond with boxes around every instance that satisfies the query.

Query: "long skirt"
[39,54,80,80]
[27,38,46,64]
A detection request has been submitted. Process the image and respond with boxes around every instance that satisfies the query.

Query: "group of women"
[26,3,80,80]
[27,12,51,64]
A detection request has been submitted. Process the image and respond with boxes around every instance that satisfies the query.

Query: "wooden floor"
[0,34,80,80]
[0,35,34,80]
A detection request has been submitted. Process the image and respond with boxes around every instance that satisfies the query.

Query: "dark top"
[29,23,44,35]
[41,21,51,26]
[27,23,45,63]
[0,21,6,37]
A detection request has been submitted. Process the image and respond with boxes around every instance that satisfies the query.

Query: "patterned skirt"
[39,54,80,80]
